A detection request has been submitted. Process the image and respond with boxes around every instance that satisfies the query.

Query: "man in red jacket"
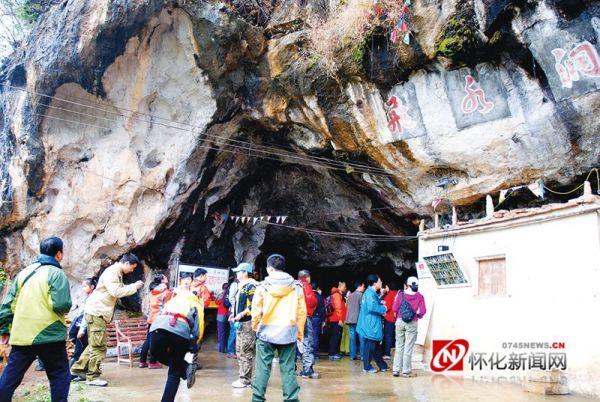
[297,270,320,379]
[327,281,347,360]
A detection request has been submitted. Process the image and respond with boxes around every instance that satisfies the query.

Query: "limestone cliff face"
[0,0,598,283]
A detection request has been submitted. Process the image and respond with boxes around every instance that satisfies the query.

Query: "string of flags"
[374,0,412,45]
[392,2,411,45]
[211,212,288,226]
[231,215,288,225]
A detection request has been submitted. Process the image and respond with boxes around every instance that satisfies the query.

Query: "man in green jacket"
[0,236,72,402]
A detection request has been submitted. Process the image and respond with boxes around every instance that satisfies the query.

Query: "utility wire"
[38,102,393,177]
[33,112,380,178]
[3,83,394,176]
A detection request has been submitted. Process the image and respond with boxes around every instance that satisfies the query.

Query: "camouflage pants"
[236,321,256,384]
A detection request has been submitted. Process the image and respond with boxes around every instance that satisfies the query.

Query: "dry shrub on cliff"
[226,0,275,26]
[305,0,410,77]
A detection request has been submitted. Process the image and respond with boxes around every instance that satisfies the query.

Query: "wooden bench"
[107,318,148,367]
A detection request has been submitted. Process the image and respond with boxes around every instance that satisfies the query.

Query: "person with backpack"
[326,281,347,360]
[140,274,172,368]
[0,237,72,402]
[392,276,426,378]
[356,274,388,374]
[230,262,258,389]
[311,284,325,359]
[345,281,365,360]
[251,254,307,402]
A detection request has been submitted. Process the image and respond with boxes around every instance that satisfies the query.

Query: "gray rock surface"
[0,0,597,291]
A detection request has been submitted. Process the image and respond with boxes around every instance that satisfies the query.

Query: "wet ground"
[12,340,594,402]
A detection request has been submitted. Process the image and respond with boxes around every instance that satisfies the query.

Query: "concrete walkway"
[13,346,593,401]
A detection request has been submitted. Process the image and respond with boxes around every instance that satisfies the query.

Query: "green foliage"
[0,268,7,287]
[434,17,476,58]
[20,384,51,402]
[16,1,44,23]
[340,35,367,73]
[307,53,321,70]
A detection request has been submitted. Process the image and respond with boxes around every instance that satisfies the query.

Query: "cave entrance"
[253,246,417,297]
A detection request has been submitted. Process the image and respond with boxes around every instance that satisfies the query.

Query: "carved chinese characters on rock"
[461,75,494,114]
[385,95,416,134]
[551,41,600,89]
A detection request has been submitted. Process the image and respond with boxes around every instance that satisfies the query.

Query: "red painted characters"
[385,95,416,135]
[460,75,494,114]
[551,41,600,89]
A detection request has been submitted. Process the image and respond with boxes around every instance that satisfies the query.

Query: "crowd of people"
[0,237,427,402]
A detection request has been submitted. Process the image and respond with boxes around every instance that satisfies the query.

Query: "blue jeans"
[348,324,362,359]
[383,321,395,357]
[227,321,237,354]
[311,317,322,357]
[0,341,70,402]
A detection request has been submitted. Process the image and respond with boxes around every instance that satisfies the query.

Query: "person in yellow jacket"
[150,271,204,402]
[71,253,144,386]
[251,254,307,402]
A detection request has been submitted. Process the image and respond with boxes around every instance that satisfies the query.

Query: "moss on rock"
[434,17,477,59]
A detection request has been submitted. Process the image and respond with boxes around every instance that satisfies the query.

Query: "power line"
[3,83,395,177]
[263,220,417,241]
[38,102,392,176]
[32,112,370,177]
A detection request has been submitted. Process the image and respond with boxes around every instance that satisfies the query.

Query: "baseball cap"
[407,276,419,285]
[232,262,254,273]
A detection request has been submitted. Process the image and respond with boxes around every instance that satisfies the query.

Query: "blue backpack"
[398,292,416,323]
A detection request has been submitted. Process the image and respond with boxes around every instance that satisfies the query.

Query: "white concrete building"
[416,188,600,397]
